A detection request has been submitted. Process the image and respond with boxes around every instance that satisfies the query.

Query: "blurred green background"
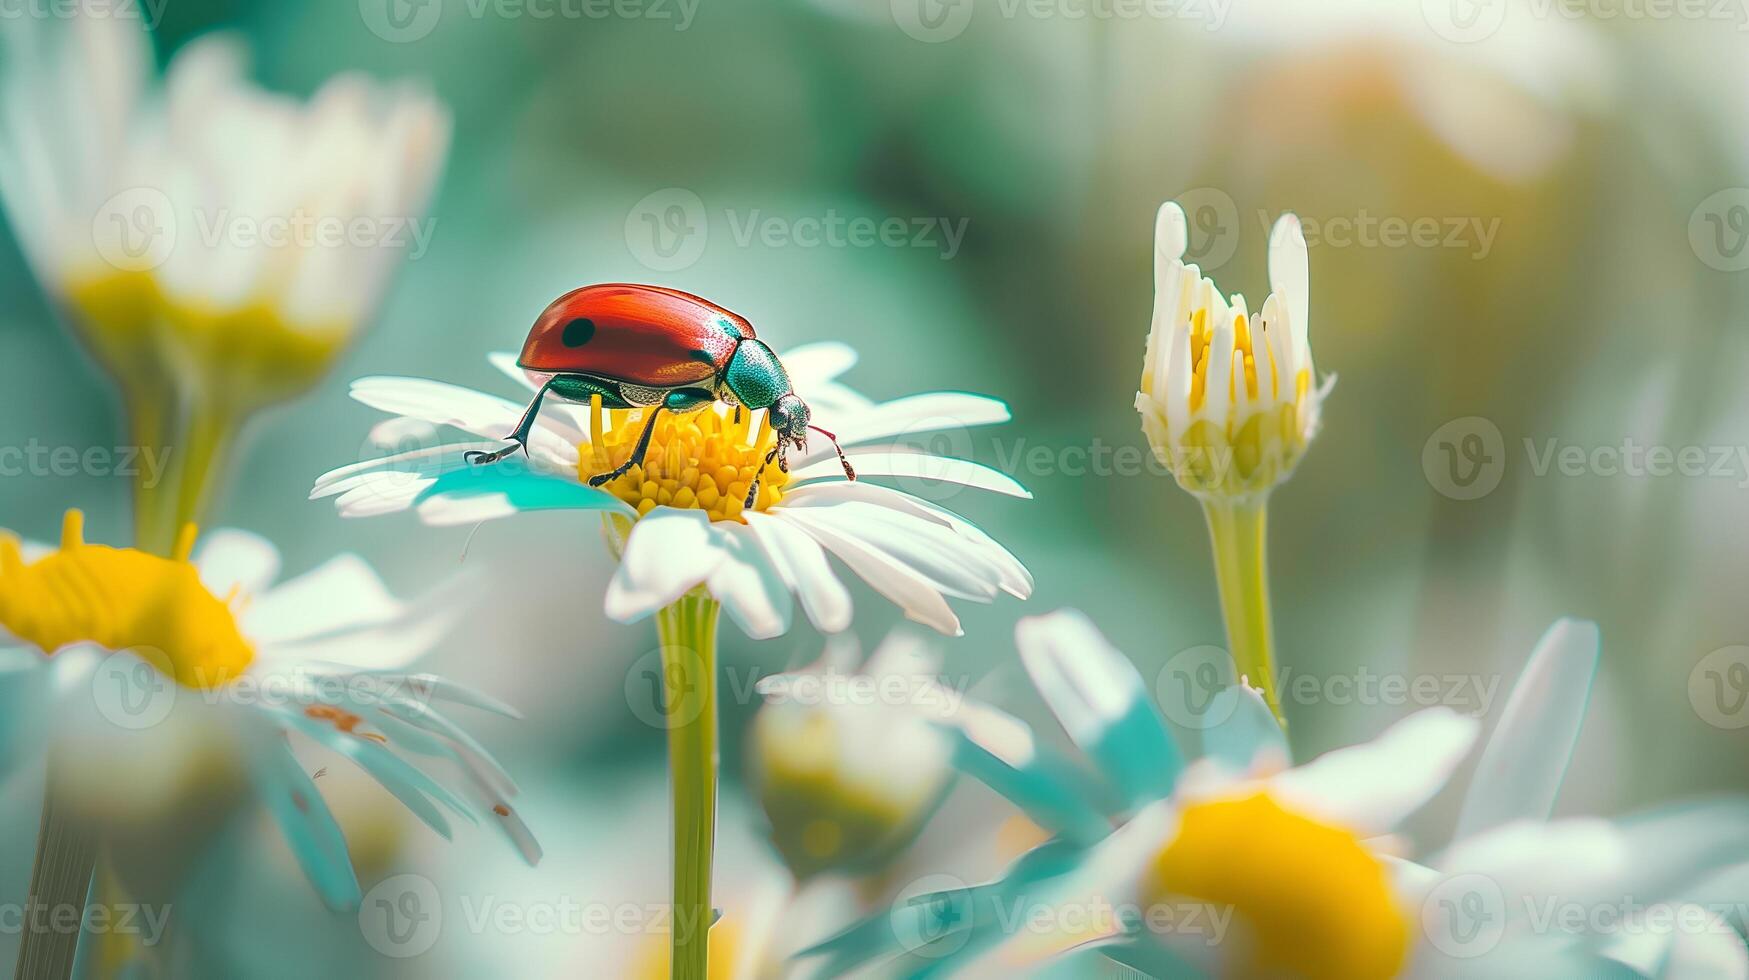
[3,0,1749,975]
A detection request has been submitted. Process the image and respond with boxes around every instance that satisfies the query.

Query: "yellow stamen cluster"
[1144,793,1408,980]
[578,400,790,523]
[0,511,254,689]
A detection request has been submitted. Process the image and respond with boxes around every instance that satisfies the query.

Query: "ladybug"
[466,283,854,505]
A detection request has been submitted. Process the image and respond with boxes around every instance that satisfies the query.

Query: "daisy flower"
[0,10,449,550]
[749,630,963,882]
[313,315,1030,978]
[804,613,1749,978]
[0,511,539,930]
[311,338,1031,638]
[1137,200,1330,722]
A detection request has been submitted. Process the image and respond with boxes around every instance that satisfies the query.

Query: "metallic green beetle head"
[727,338,857,508]
[723,338,791,412]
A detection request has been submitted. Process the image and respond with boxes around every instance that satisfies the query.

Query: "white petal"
[1455,619,1599,840]
[1270,707,1479,835]
[781,480,1031,598]
[1154,201,1189,289]
[1267,212,1310,357]
[349,376,581,459]
[743,511,852,633]
[789,450,1031,498]
[194,529,282,598]
[705,524,793,640]
[778,341,858,386]
[1016,610,1144,737]
[775,511,960,635]
[244,554,406,644]
[260,611,452,672]
[1429,817,1629,909]
[782,502,1002,602]
[603,509,729,623]
[810,392,1011,458]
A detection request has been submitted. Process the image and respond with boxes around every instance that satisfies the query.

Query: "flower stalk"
[1201,495,1285,725]
[15,778,98,980]
[654,593,721,980]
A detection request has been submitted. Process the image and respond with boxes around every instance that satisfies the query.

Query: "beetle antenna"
[745,445,781,508]
[809,424,856,482]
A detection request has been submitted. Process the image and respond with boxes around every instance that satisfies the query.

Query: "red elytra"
[517,283,755,387]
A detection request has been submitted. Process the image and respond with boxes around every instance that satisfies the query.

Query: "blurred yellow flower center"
[65,271,347,405]
[629,915,752,980]
[578,400,790,523]
[1143,793,1407,980]
[0,511,254,689]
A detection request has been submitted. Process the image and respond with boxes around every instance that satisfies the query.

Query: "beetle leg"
[466,379,556,466]
[587,407,664,486]
[744,444,782,508]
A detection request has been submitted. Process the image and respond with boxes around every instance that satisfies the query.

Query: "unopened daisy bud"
[1137,202,1327,499]
[747,635,956,881]
[1137,201,1328,722]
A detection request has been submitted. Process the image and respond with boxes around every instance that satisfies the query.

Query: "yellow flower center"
[0,511,254,689]
[578,399,790,523]
[1143,304,1316,498]
[65,271,347,406]
[1143,793,1408,980]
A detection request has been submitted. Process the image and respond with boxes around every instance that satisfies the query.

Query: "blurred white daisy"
[0,10,449,547]
[312,342,1033,638]
[0,511,538,912]
[806,613,1749,979]
[749,630,962,881]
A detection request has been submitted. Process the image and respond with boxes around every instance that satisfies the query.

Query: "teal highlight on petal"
[1200,684,1290,772]
[947,728,1110,846]
[414,460,633,515]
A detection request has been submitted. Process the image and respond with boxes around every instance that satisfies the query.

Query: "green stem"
[165,399,242,540]
[15,783,98,980]
[654,593,720,980]
[1201,495,1285,726]
[122,380,175,555]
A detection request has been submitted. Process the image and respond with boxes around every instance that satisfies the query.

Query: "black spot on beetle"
[562,318,595,347]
